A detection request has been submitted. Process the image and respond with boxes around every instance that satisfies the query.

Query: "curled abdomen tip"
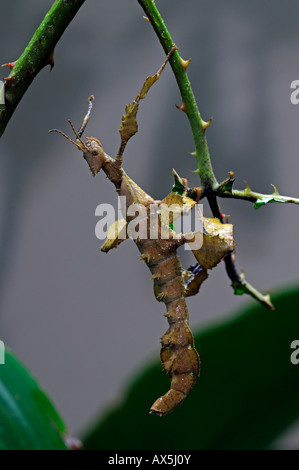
[150,371,198,416]
[150,389,186,417]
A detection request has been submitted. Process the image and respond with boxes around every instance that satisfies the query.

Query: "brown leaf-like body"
[59,131,233,416]
[56,49,234,416]
[100,219,128,253]
[192,217,234,269]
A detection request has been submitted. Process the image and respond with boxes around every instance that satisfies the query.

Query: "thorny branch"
[0,0,297,309]
[137,0,297,309]
[0,0,86,137]
[217,182,299,208]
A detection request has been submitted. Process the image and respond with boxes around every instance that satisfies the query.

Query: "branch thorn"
[46,50,55,71]
[244,181,252,193]
[3,76,14,85]
[175,102,187,113]
[181,57,191,70]
[202,116,213,131]
[1,61,16,70]
[271,184,280,196]
[221,213,230,223]
[264,291,274,310]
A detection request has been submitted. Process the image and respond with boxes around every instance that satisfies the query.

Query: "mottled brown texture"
[55,120,234,415]
[137,232,200,416]
[83,142,201,415]
[53,51,233,415]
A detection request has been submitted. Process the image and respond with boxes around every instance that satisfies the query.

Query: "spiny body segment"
[142,242,200,416]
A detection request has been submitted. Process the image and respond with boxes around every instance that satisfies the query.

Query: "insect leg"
[182,263,208,297]
[116,45,178,164]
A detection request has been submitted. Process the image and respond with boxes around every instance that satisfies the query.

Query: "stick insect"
[50,47,234,416]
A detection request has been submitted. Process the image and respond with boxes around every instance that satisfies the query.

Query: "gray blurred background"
[0,0,299,447]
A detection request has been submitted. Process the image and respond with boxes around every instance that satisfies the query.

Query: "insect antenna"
[48,127,84,151]
[49,95,95,152]
[67,119,88,149]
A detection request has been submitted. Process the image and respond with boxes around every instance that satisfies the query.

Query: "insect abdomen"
[138,242,200,416]
[151,296,200,416]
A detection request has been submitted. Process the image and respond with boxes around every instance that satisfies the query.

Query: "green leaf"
[0,350,68,450]
[171,170,185,196]
[232,281,246,295]
[254,197,284,210]
[217,171,235,194]
[82,287,299,450]
[171,170,200,202]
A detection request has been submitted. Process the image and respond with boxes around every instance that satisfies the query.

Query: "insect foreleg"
[100,218,128,253]
[182,263,208,297]
[77,94,94,138]
[116,45,178,164]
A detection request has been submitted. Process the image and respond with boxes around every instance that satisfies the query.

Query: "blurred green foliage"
[83,287,299,450]
[0,350,67,450]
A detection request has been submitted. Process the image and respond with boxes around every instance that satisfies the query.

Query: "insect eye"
[92,149,99,156]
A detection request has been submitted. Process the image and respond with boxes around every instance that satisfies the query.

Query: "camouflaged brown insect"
[50,48,234,416]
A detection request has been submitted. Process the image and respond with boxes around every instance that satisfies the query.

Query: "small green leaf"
[232,281,246,295]
[171,169,199,201]
[217,171,235,194]
[0,350,68,450]
[171,170,185,196]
